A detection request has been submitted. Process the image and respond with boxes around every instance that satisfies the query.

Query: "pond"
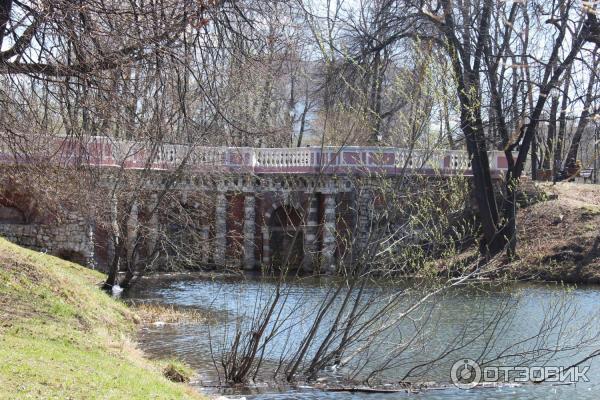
[125,274,600,399]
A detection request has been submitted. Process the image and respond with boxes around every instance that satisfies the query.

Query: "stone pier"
[322,193,337,273]
[301,194,319,272]
[243,193,256,270]
[214,192,227,266]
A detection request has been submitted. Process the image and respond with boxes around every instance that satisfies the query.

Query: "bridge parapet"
[0,135,510,177]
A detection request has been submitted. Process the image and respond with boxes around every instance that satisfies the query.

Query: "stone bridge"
[0,136,511,272]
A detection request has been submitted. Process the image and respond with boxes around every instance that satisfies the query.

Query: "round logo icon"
[450,358,481,389]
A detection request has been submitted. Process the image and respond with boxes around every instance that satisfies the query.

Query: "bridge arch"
[0,204,26,224]
[262,198,305,269]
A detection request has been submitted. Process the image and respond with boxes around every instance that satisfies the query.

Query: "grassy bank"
[0,237,203,399]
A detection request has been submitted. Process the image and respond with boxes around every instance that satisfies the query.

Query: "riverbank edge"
[0,237,204,399]
[497,182,600,284]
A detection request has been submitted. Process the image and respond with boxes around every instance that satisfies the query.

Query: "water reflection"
[125,274,600,399]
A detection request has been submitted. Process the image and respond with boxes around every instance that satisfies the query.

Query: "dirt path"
[511,182,600,284]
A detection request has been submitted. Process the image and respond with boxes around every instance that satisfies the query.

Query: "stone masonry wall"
[0,214,94,267]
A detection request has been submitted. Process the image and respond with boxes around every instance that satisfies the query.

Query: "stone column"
[322,193,336,273]
[214,192,227,266]
[262,227,270,266]
[357,188,374,250]
[243,194,256,270]
[301,194,319,272]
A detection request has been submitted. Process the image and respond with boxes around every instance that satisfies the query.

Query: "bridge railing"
[254,148,313,168]
[0,135,511,176]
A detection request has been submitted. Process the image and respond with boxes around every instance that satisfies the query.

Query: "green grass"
[581,205,600,217]
[0,237,203,399]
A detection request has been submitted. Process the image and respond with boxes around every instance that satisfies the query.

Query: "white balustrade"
[192,147,227,166]
[0,135,513,175]
[487,152,495,170]
[424,150,445,170]
[447,150,471,170]
[411,151,426,168]
[255,148,312,168]
[395,149,437,169]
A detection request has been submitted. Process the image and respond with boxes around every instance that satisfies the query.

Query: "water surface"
[125,275,600,399]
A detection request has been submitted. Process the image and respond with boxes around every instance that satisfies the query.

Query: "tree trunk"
[296,101,309,147]
[564,48,598,169]
[0,0,12,49]
[543,95,559,171]
[103,239,123,290]
[554,72,572,181]
[531,133,538,180]
[460,101,501,254]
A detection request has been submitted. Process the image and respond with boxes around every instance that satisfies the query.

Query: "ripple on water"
[125,276,600,400]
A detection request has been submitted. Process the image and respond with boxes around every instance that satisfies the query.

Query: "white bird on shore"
[111,284,124,296]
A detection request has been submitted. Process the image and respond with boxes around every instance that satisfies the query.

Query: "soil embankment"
[509,182,600,284]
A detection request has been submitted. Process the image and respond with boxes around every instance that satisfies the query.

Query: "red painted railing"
[0,136,511,176]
